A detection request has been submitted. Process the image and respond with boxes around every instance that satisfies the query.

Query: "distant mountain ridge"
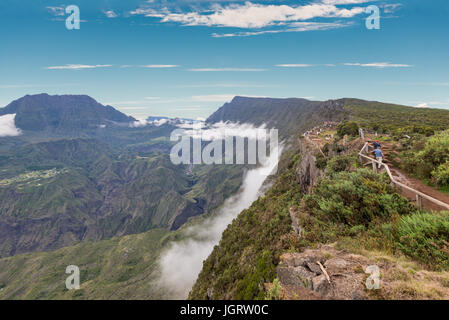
[0,93,135,133]
[206,96,346,137]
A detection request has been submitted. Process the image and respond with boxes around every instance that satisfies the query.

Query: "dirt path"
[365,137,449,211]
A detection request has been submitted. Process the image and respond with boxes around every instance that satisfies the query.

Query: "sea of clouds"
[157,125,282,298]
[0,114,21,137]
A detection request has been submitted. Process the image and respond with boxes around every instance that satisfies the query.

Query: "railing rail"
[358,142,449,211]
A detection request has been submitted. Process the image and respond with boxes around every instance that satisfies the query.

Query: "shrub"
[235,250,276,300]
[394,212,449,270]
[304,169,417,226]
[403,130,449,186]
[322,143,330,156]
[432,162,449,186]
[265,278,283,300]
[315,153,327,169]
[336,121,359,138]
[327,154,357,173]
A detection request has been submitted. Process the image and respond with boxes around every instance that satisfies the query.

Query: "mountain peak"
[0,93,135,132]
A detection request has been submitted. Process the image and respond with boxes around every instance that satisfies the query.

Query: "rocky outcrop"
[275,245,376,300]
[296,138,325,194]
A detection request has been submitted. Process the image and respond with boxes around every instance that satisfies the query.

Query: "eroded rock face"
[296,139,324,194]
[275,246,375,300]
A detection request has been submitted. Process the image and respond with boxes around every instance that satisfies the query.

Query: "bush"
[403,130,449,186]
[315,153,327,169]
[304,169,417,226]
[336,121,359,138]
[327,154,357,173]
[394,212,449,270]
[265,278,283,300]
[432,162,449,186]
[235,250,276,300]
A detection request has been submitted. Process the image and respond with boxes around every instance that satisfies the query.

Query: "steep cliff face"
[296,138,325,194]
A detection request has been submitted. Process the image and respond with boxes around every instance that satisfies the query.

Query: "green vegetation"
[3,95,449,300]
[326,154,357,173]
[0,136,244,258]
[303,169,417,227]
[265,278,282,300]
[190,99,449,300]
[0,168,66,188]
[299,155,449,271]
[393,212,449,271]
[402,130,449,187]
[315,153,327,169]
[336,121,359,137]
[344,99,449,136]
[0,229,171,299]
[189,147,303,300]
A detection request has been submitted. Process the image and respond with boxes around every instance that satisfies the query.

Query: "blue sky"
[1,0,448,119]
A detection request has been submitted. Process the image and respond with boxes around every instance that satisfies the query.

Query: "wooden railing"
[358,142,449,211]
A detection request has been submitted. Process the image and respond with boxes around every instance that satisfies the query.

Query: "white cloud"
[275,63,337,68]
[180,121,266,140]
[212,21,351,37]
[45,64,112,70]
[158,124,283,298]
[322,0,374,4]
[129,8,165,17]
[188,68,266,72]
[276,64,314,67]
[0,114,22,137]
[132,2,365,29]
[46,6,65,16]
[412,100,449,108]
[382,3,403,14]
[141,64,179,68]
[130,119,151,127]
[130,117,198,128]
[104,10,118,18]
[344,62,413,68]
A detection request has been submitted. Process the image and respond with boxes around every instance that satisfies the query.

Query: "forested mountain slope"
[2,95,449,300]
[190,99,449,300]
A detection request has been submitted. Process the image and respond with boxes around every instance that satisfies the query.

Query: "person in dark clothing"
[373,140,381,150]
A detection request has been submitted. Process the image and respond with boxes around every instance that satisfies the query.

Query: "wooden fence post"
[359,128,365,140]
[416,194,423,210]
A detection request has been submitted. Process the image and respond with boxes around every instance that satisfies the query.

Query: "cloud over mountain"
[0,114,21,137]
